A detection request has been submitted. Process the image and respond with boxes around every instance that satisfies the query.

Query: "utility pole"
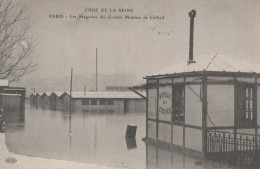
[96,48,98,91]
[69,68,73,135]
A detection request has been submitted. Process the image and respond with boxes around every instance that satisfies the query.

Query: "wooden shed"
[1,93,21,111]
[59,92,73,112]
[29,94,35,106]
[41,92,52,109]
[49,92,64,111]
[0,93,21,122]
[144,54,260,162]
[35,93,43,108]
[2,87,26,120]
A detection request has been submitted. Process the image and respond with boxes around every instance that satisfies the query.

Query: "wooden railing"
[207,130,260,167]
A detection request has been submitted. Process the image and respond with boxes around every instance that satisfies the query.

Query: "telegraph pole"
[96,48,98,91]
[69,68,73,135]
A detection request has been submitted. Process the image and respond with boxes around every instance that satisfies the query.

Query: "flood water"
[4,104,239,169]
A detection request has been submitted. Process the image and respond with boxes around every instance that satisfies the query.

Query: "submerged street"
[5,104,146,169]
[1,104,242,169]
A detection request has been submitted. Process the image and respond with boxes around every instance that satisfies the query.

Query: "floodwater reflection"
[4,110,24,123]
[125,137,137,149]
[5,104,146,169]
[4,104,248,169]
[146,143,242,169]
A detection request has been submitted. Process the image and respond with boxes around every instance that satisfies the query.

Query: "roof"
[0,80,9,87]
[147,54,260,77]
[34,91,146,99]
[36,92,44,96]
[3,87,26,91]
[0,93,21,97]
[50,92,66,97]
[42,92,52,97]
[72,91,146,99]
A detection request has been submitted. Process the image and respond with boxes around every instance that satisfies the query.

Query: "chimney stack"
[188,10,196,65]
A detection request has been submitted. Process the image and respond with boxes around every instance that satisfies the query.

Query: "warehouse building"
[72,91,146,113]
[31,91,146,113]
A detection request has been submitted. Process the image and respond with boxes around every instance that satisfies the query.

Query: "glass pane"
[148,88,157,119]
[172,85,184,123]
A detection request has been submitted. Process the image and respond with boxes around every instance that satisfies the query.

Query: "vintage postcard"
[0,0,260,169]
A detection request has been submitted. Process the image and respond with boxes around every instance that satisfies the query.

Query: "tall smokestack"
[188,10,196,65]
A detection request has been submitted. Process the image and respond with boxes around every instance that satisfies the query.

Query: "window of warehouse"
[236,84,256,127]
[107,99,114,105]
[172,84,185,124]
[82,99,89,105]
[99,99,106,105]
[91,99,98,105]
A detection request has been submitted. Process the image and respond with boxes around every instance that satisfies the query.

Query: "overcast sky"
[17,0,260,81]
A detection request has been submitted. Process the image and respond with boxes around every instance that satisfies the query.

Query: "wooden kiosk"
[144,10,260,166]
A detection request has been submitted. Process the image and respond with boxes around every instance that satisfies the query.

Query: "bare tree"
[0,0,35,83]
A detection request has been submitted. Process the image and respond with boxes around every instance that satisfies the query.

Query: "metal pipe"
[188,10,196,64]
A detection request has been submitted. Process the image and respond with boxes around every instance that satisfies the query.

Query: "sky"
[16,0,260,81]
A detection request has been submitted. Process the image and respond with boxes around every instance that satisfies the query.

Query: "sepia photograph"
[0,0,260,168]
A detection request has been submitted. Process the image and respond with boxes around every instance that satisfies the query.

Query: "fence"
[207,130,260,168]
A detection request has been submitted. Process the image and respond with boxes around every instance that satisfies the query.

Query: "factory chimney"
[187,10,196,65]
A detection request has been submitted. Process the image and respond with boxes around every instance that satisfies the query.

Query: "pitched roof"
[34,91,146,99]
[43,92,52,96]
[72,91,146,99]
[52,92,66,97]
[147,54,260,77]
[37,92,44,96]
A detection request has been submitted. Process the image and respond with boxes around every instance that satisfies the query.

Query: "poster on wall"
[158,86,172,121]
